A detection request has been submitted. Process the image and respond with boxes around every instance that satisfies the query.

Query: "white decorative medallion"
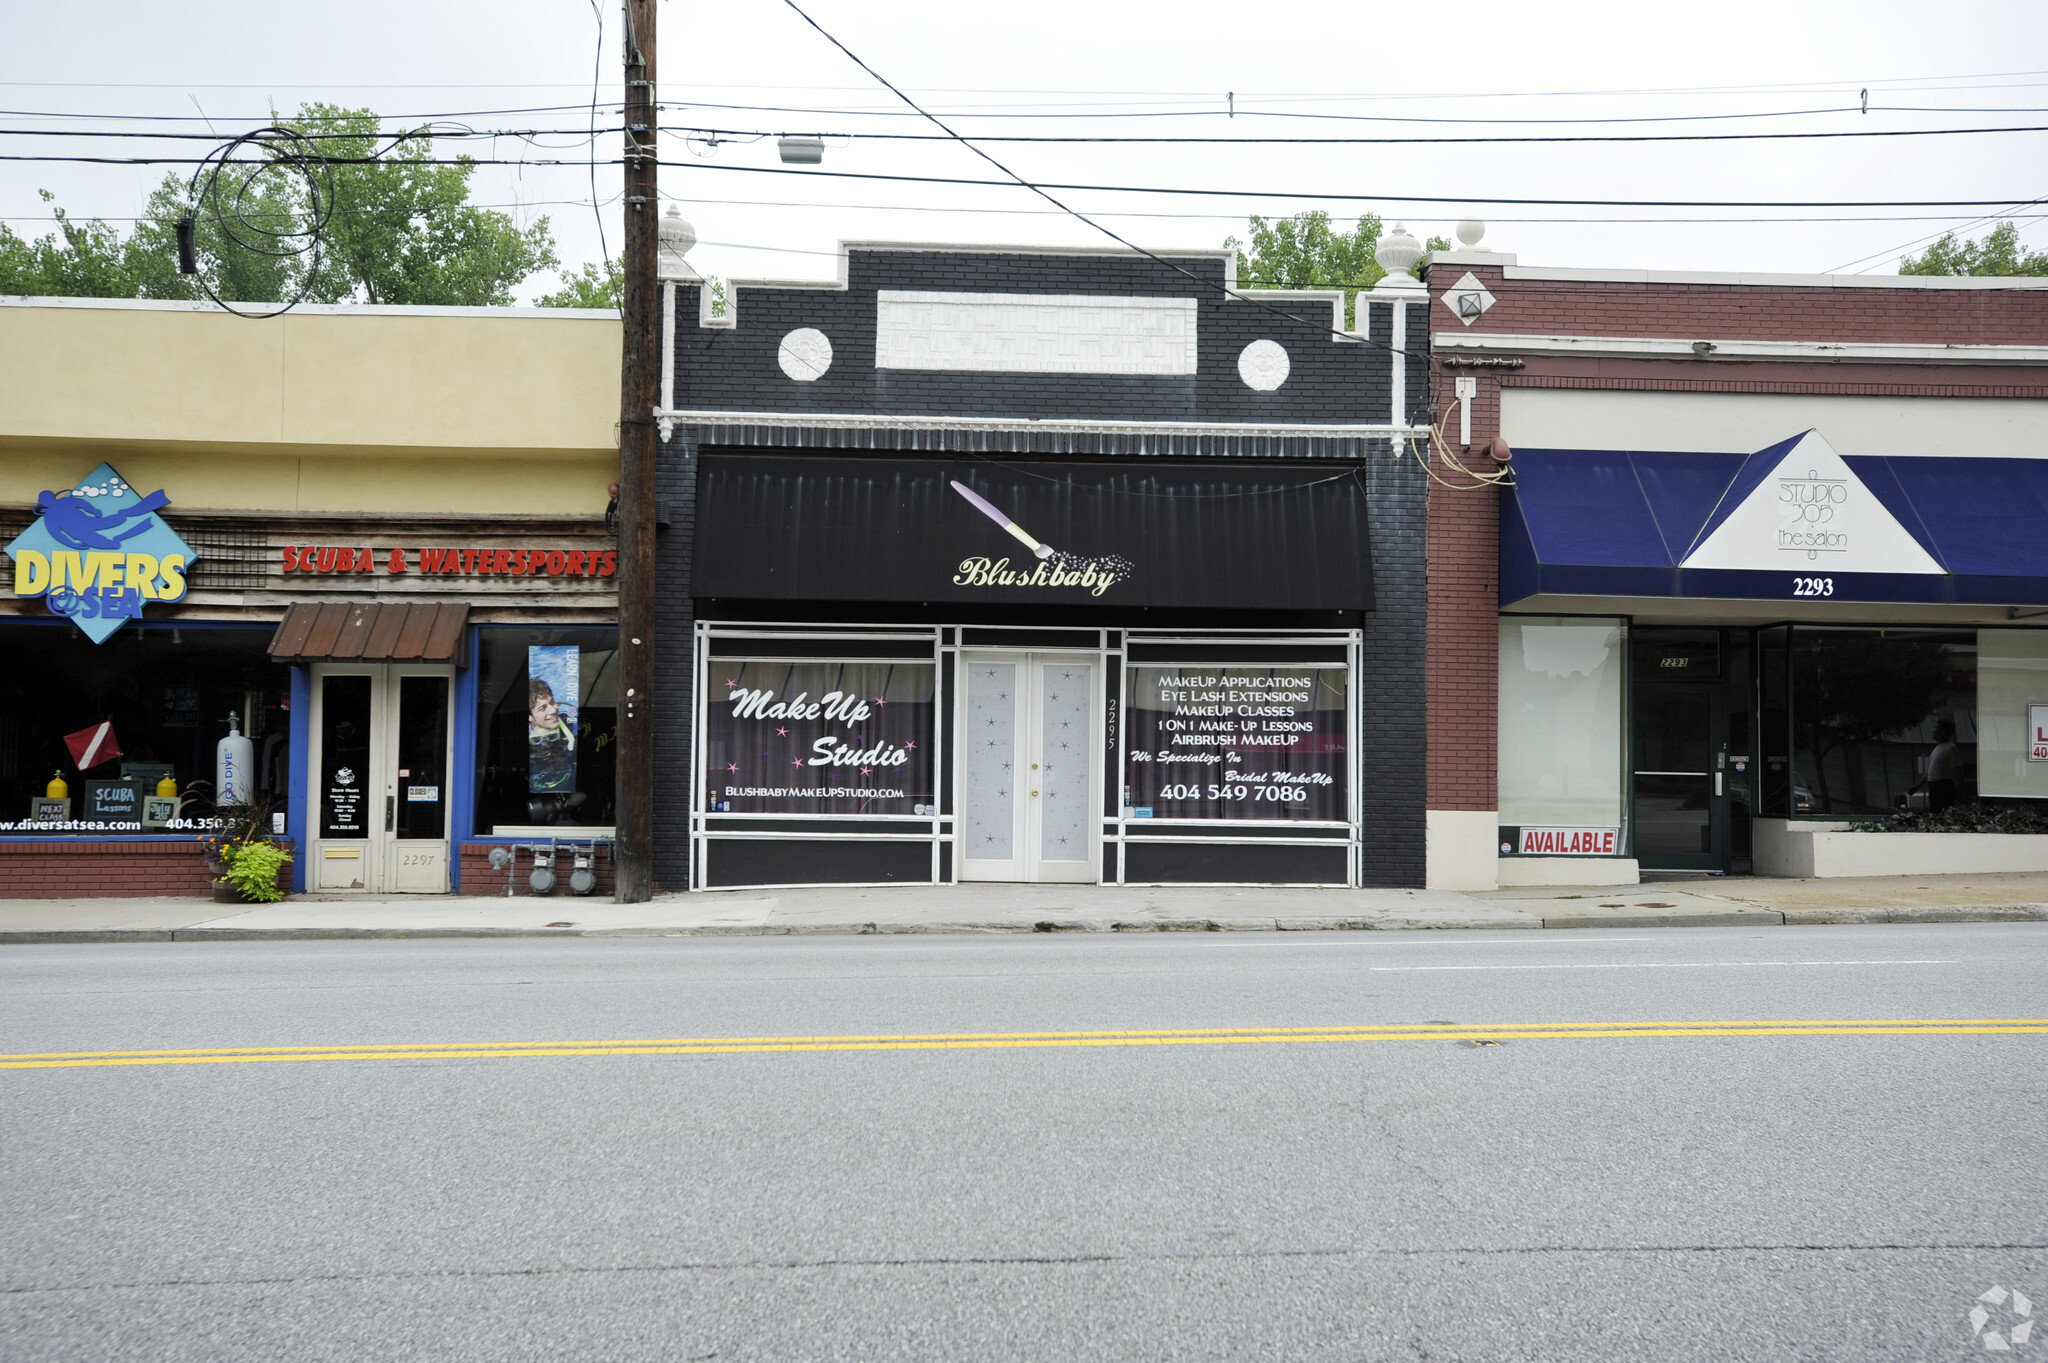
[777,328,833,381]
[875,291,1197,375]
[1680,430,1944,574]
[1442,271,1497,327]
[1237,339,1290,391]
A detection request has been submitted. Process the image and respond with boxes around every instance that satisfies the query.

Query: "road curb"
[1780,903,2048,925]
[1,905,2045,943]
[1542,912,1784,929]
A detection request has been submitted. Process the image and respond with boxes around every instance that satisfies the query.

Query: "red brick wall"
[1422,355,1504,814]
[458,841,623,897]
[0,840,291,898]
[1419,260,2043,820]
[1450,263,2048,345]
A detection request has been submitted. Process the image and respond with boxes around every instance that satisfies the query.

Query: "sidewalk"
[0,873,2043,942]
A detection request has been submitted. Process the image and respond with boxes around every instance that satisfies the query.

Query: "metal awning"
[267,602,470,665]
[1502,431,2048,608]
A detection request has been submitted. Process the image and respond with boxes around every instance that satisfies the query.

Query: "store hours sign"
[1123,667,1347,820]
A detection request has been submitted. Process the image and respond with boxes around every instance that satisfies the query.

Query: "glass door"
[309,664,455,893]
[1632,685,1728,871]
[959,652,1099,883]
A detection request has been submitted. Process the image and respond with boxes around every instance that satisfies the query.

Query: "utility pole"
[614,0,657,903]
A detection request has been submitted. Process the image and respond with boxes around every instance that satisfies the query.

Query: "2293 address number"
[1791,576,1834,597]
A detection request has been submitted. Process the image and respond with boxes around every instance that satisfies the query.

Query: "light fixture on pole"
[777,135,825,165]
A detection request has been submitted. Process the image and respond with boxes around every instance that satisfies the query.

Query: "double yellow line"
[4,1018,2044,1071]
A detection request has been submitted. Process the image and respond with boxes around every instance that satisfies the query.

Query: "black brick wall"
[1352,442,1426,887]
[652,426,697,894]
[654,246,1430,888]
[670,249,1412,426]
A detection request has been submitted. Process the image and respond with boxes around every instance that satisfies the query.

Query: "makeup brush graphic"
[950,480,1053,560]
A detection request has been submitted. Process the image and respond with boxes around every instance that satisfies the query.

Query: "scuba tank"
[216,713,255,807]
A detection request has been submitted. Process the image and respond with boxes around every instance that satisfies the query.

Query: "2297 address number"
[1791,576,1834,597]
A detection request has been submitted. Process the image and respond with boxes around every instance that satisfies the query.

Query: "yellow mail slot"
[324,848,362,859]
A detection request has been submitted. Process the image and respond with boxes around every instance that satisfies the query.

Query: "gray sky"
[5,0,2046,301]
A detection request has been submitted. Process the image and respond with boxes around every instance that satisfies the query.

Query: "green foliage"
[286,103,557,305]
[1850,803,2048,835]
[1899,221,2048,277]
[538,259,623,309]
[1,103,559,306]
[220,840,294,902]
[1225,212,1452,325]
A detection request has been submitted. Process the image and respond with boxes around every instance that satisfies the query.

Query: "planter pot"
[212,880,245,904]
[1755,820,2048,877]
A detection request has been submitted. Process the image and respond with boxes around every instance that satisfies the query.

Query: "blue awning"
[1502,436,2048,607]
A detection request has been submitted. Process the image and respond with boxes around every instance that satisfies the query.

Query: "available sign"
[1500,826,1620,856]
[2031,704,2048,763]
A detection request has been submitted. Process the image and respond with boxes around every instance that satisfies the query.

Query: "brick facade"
[0,839,290,899]
[1422,253,2048,885]
[458,842,623,899]
[657,247,1432,888]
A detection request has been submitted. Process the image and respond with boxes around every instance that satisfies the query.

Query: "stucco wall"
[0,298,620,515]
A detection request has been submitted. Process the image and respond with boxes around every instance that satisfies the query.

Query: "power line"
[774,0,1410,364]
[653,121,2048,146]
[657,98,2048,125]
[645,159,2048,211]
[3,146,2040,210]
[18,117,2048,148]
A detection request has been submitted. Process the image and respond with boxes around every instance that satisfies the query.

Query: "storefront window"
[1787,628,1976,817]
[1122,665,1348,821]
[1497,617,1626,837]
[474,628,618,832]
[1967,630,2048,801]
[0,622,291,836]
[702,660,936,814]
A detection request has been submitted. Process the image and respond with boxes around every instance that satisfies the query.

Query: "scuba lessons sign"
[693,455,1376,611]
[5,464,194,643]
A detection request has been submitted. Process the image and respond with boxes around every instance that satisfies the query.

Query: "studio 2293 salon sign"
[5,464,194,643]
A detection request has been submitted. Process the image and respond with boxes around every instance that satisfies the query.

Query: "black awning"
[693,455,1374,611]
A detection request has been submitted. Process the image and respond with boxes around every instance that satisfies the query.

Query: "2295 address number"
[1791,576,1834,597]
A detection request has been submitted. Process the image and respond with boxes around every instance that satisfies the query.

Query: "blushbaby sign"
[5,464,195,643]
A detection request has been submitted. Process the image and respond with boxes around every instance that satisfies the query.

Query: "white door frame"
[957,649,1102,884]
[306,662,457,893]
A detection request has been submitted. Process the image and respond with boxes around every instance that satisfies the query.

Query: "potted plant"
[199,798,294,903]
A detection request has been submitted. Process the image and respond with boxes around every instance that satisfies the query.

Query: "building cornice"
[1433,332,2048,366]
[655,409,1424,439]
[1496,264,2048,291]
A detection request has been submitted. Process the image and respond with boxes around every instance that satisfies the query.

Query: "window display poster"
[528,645,579,793]
[704,661,935,814]
[1123,666,1347,820]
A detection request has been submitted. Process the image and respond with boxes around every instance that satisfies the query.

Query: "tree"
[1,103,559,306]
[0,192,145,297]
[1225,211,1450,326]
[1899,221,2048,277]
[285,103,556,306]
[538,259,623,309]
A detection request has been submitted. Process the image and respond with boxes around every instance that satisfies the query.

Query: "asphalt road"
[3,922,2045,1362]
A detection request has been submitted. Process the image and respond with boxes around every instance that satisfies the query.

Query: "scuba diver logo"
[4,463,195,643]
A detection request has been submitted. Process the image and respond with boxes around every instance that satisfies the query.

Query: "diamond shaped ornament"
[1443,271,1497,327]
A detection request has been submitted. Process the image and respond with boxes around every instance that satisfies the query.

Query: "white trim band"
[1434,332,2048,365]
[654,408,1428,440]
